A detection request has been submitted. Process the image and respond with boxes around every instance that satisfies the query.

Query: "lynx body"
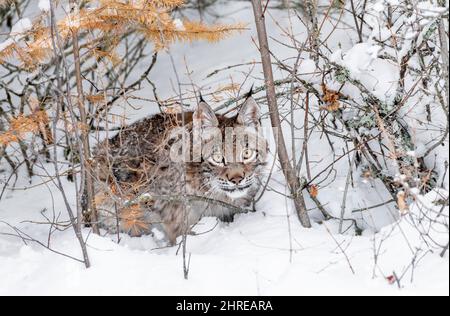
[94,94,267,244]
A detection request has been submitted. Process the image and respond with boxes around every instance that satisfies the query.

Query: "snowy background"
[0,0,448,296]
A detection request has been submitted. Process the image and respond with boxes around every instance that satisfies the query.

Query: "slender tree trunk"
[70,0,99,234]
[49,0,91,268]
[251,0,312,228]
[305,0,319,66]
[438,17,449,105]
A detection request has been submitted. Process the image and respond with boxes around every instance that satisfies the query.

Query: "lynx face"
[189,95,268,201]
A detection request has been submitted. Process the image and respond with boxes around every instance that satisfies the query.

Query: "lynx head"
[190,92,268,200]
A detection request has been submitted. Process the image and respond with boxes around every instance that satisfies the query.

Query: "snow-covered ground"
[0,1,448,296]
[0,173,447,295]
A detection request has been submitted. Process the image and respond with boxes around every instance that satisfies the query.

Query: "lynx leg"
[159,203,204,245]
[218,213,235,223]
[96,195,120,234]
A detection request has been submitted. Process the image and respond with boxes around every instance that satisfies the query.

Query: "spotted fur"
[93,95,267,245]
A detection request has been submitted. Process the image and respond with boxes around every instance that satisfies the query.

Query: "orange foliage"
[0,0,245,70]
[120,204,150,236]
[397,191,409,216]
[0,111,50,146]
[309,184,319,198]
[320,84,341,112]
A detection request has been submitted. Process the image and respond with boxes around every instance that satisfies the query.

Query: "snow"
[11,18,32,36]
[416,1,448,17]
[38,0,51,13]
[173,19,185,31]
[0,18,32,52]
[341,43,381,74]
[0,0,448,296]
[331,43,399,103]
[298,59,318,82]
[0,173,447,295]
[372,1,385,12]
[387,0,399,5]
[0,39,13,53]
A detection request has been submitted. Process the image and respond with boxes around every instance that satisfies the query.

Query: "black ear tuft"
[246,84,255,99]
[199,91,206,103]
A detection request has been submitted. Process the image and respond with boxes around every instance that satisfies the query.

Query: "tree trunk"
[251,0,312,228]
[49,0,91,268]
[70,0,99,234]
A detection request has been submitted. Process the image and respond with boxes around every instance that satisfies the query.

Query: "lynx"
[93,91,267,245]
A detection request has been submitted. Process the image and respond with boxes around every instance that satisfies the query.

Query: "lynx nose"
[226,172,244,185]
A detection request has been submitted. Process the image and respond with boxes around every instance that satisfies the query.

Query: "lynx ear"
[237,92,261,127]
[194,99,218,128]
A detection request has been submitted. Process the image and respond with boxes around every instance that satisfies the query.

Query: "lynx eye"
[242,148,256,162]
[209,153,224,166]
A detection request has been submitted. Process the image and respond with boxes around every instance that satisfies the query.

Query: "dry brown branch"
[251,0,311,228]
